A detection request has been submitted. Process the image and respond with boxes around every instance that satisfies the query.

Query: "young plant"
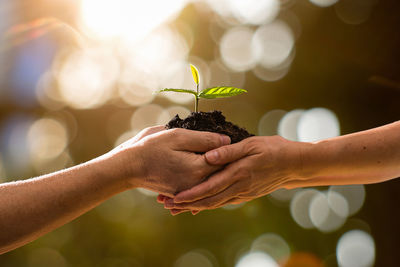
[158,64,247,112]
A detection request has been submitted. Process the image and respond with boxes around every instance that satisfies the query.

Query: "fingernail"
[205,150,219,163]
[220,135,231,146]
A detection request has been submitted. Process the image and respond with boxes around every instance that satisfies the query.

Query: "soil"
[165,110,254,144]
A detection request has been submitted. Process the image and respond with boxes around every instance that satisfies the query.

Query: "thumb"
[205,141,247,165]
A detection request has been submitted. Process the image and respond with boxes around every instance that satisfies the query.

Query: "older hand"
[110,127,231,197]
[161,136,307,214]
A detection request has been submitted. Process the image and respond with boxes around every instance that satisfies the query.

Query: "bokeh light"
[121,26,189,82]
[114,130,138,147]
[57,47,119,109]
[278,109,305,141]
[334,0,377,25]
[250,233,291,262]
[258,110,287,136]
[35,71,65,110]
[290,189,320,229]
[252,55,293,82]
[174,250,214,267]
[27,117,71,174]
[220,27,261,72]
[130,104,169,132]
[230,0,280,25]
[160,60,198,104]
[208,60,232,86]
[282,252,324,267]
[269,188,301,203]
[118,71,156,107]
[309,0,338,8]
[236,251,279,267]
[31,151,73,175]
[253,20,295,69]
[329,185,366,216]
[309,191,349,232]
[336,230,375,267]
[297,108,340,142]
[27,118,68,161]
[79,0,187,42]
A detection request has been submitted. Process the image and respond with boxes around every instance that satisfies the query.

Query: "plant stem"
[195,83,199,113]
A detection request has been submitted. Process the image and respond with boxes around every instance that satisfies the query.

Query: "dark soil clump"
[166,111,254,144]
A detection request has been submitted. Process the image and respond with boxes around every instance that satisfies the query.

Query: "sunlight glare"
[80,0,187,42]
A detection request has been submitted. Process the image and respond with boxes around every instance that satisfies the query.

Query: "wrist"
[290,140,323,186]
[97,145,145,190]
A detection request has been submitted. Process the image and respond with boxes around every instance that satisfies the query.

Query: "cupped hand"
[161,135,305,214]
[112,127,231,197]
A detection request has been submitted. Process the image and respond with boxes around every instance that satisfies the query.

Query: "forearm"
[0,153,133,254]
[300,121,400,186]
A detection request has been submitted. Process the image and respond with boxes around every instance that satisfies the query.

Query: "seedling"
[158,64,247,112]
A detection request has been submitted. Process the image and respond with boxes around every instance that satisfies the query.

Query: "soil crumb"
[166,111,254,144]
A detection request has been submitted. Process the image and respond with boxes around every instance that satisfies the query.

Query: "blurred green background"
[0,0,399,266]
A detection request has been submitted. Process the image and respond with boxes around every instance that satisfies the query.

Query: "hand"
[161,136,305,214]
[109,127,231,197]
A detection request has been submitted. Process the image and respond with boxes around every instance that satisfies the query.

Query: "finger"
[168,128,231,153]
[117,126,165,150]
[135,126,165,141]
[172,198,245,213]
[205,141,248,165]
[157,194,168,203]
[220,197,249,207]
[160,196,173,205]
[173,163,242,203]
[170,209,190,216]
[166,183,240,210]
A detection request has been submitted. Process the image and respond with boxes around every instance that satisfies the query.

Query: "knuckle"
[169,128,183,137]
[217,145,230,158]
[193,168,206,180]
[141,127,156,136]
[244,137,261,154]
[148,125,164,133]
[204,133,219,149]
[168,128,186,143]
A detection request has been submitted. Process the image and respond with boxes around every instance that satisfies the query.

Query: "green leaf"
[156,88,198,97]
[190,64,200,85]
[199,86,247,99]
